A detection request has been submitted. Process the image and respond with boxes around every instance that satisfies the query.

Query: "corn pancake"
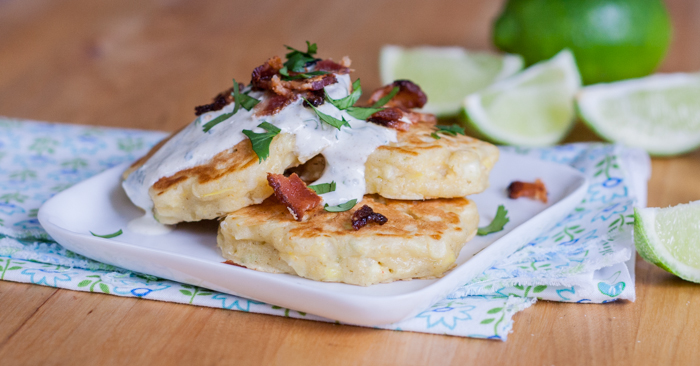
[217,195,479,286]
[365,121,499,200]
[128,133,300,224]
[125,122,497,224]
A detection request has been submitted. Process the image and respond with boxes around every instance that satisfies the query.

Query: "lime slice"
[634,203,700,283]
[462,49,581,147]
[577,73,700,156]
[380,45,523,116]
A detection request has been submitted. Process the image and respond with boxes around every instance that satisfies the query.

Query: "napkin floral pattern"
[0,118,647,341]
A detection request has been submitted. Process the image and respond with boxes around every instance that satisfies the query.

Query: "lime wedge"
[634,203,700,283]
[380,45,523,116]
[461,49,581,147]
[577,73,700,156]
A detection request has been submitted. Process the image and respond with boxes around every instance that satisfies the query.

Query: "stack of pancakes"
[124,60,499,287]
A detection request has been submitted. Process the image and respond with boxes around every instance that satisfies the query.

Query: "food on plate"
[122,42,499,285]
[123,59,498,224]
[507,179,548,203]
[218,195,478,286]
[365,121,498,200]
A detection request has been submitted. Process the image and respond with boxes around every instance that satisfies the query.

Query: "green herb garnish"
[304,98,351,130]
[435,124,466,137]
[202,112,234,133]
[477,205,509,236]
[232,79,260,112]
[371,86,400,108]
[430,132,441,140]
[90,229,123,239]
[308,181,336,194]
[202,79,259,133]
[280,41,321,80]
[242,122,281,162]
[345,106,384,120]
[324,199,357,212]
[326,79,362,110]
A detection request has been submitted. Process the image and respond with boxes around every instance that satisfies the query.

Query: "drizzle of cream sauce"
[122,74,396,228]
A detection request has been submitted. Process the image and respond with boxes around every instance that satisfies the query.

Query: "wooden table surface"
[1,0,699,364]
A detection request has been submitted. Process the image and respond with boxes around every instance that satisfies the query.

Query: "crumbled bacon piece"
[314,59,352,74]
[368,80,428,109]
[251,56,341,96]
[351,205,388,230]
[251,56,284,90]
[194,85,244,116]
[267,173,322,221]
[269,73,337,96]
[255,93,298,117]
[249,55,344,116]
[270,75,290,96]
[507,179,548,203]
[302,89,325,107]
[287,73,338,91]
[367,107,411,131]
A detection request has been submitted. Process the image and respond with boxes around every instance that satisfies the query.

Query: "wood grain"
[1,0,700,365]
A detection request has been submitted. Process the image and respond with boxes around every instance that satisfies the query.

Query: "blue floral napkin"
[0,118,648,341]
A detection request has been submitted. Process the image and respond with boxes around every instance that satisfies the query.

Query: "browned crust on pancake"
[123,127,262,191]
[218,194,478,285]
[229,195,470,240]
[152,138,259,191]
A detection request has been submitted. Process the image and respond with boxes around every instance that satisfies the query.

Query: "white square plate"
[38,151,586,326]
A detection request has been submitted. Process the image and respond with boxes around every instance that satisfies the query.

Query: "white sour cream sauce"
[123,74,396,234]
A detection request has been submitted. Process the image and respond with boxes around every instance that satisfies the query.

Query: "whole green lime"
[493,0,672,85]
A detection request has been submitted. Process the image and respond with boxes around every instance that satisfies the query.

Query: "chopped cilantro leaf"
[284,53,311,73]
[308,181,336,194]
[345,106,383,120]
[477,205,509,236]
[285,41,318,59]
[232,79,260,113]
[304,98,351,130]
[242,122,281,163]
[326,79,362,110]
[324,199,357,212]
[201,79,259,133]
[202,112,234,133]
[283,41,319,73]
[281,42,326,81]
[232,79,243,115]
[435,124,466,136]
[371,86,400,108]
[90,229,123,239]
[430,132,441,140]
